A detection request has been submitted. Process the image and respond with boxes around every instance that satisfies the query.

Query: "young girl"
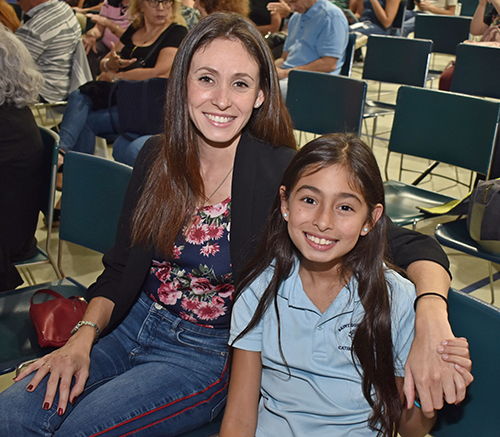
[220,134,471,437]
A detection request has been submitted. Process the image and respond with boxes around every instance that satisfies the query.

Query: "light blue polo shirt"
[283,0,349,75]
[230,260,415,436]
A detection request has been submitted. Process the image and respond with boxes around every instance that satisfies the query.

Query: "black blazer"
[87,132,296,333]
[87,132,449,334]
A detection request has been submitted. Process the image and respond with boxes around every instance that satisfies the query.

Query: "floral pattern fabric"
[143,197,233,329]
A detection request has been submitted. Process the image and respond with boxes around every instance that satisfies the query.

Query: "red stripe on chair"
[89,360,228,437]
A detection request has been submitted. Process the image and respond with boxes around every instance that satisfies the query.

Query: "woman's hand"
[83,31,98,55]
[102,42,137,73]
[13,297,113,415]
[267,0,291,19]
[87,13,110,28]
[403,298,470,417]
[98,71,117,82]
[13,330,94,415]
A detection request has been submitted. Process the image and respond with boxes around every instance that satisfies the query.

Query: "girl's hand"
[13,334,92,415]
[437,337,473,395]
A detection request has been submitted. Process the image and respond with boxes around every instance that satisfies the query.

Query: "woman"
[0,26,44,292]
[194,0,250,18]
[0,13,470,437]
[58,0,187,159]
[350,0,400,35]
[82,0,132,78]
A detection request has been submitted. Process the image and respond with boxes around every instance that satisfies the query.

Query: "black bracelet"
[413,292,449,312]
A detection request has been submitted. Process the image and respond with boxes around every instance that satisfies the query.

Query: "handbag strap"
[30,289,66,305]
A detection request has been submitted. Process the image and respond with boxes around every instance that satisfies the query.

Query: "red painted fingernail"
[43,402,50,410]
[26,384,33,391]
[58,408,64,416]
[70,396,76,404]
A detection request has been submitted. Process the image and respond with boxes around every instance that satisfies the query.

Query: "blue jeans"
[113,135,152,167]
[0,293,229,436]
[59,89,119,155]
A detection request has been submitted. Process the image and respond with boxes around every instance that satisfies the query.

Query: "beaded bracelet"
[413,292,449,312]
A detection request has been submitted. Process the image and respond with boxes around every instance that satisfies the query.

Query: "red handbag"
[29,289,88,348]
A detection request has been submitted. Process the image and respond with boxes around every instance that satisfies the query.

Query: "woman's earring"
[363,228,368,233]
[283,213,288,218]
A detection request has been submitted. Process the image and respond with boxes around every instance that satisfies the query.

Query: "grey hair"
[0,25,44,108]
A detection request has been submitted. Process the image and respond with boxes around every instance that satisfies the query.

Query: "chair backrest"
[38,127,60,221]
[451,43,500,100]
[286,70,367,136]
[414,14,471,55]
[340,32,357,77]
[431,289,500,437]
[388,86,500,177]
[457,0,479,16]
[59,152,132,254]
[362,35,433,87]
[390,0,407,33]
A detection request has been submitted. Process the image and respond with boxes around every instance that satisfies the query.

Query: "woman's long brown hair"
[130,13,296,256]
[233,134,403,437]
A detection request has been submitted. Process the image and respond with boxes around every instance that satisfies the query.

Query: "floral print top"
[143,197,233,329]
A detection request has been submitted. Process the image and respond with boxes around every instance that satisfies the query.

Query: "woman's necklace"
[203,166,234,207]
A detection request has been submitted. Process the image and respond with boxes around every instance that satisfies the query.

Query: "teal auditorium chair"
[286,70,367,141]
[414,14,472,83]
[435,219,499,304]
[57,152,133,276]
[431,289,500,437]
[0,152,132,377]
[340,32,357,77]
[361,35,433,147]
[451,43,500,100]
[383,86,500,229]
[14,127,61,284]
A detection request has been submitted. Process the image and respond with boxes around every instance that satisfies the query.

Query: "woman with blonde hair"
[0,26,44,291]
[57,0,188,160]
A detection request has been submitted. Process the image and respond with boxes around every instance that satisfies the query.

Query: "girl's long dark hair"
[130,13,296,255]
[233,134,402,437]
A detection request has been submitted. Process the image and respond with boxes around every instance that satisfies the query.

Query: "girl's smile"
[281,164,383,273]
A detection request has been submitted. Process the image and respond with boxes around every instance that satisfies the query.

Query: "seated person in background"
[349,0,400,35]
[83,0,131,79]
[194,0,250,17]
[57,0,187,160]
[15,0,81,103]
[402,0,457,37]
[0,26,44,291]
[275,0,348,100]
[471,0,500,38]
[0,0,20,31]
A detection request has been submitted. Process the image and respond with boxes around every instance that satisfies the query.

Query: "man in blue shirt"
[275,0,349,100]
